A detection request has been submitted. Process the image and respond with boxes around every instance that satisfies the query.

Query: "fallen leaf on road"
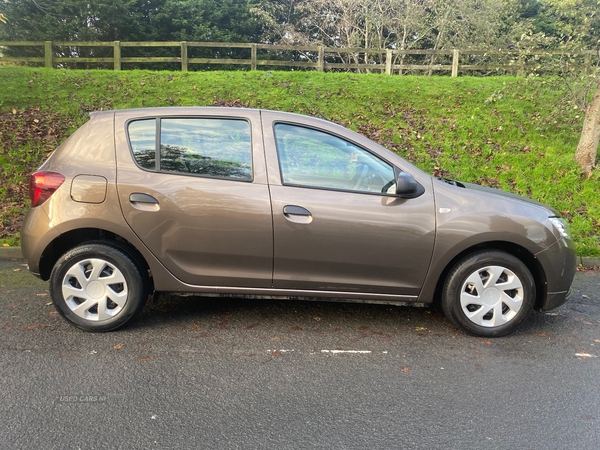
[36,293,48,297]
[2,243,9,247]
[480,339,492,345]
[45,302,52,306]
[575,353,597,359]
[537,333,554,338]
[113,344,124,350]
[399,366,412,373]
[415,326,427,331]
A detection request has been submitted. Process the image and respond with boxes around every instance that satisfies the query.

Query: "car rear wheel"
[441,250,535,337]
[49,243,148,332]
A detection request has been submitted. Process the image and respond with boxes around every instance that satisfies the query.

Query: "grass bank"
[0,66,598,255]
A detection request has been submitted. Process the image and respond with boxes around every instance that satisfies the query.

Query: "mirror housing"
[395,170,424,198]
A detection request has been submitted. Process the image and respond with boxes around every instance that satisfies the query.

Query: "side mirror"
[395,170,424,198]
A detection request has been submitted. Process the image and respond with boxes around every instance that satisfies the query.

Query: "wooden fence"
[0,40,597,76]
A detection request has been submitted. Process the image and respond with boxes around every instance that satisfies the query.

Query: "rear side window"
[127,117,252,181]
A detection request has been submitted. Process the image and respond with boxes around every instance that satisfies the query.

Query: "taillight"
[29,171,65,207]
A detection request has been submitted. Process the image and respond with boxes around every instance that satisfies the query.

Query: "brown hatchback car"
[21,107,576,336]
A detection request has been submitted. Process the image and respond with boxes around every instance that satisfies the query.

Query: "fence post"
[44,41,52,68]
[386,49,392,75]
[516,53,524,77]
[318,46,325,72]
[181,41,188,72]
[113,41,121,71]
[451,49,459,77]
[251,44,257,71]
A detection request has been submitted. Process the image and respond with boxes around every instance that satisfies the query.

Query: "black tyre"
[441,250,535,337]
[49,243,149,332]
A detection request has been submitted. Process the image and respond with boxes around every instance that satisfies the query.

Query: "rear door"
[261,111,436,298]
[114,109,273,288]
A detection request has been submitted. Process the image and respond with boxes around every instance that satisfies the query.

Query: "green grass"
[0,66,598,255]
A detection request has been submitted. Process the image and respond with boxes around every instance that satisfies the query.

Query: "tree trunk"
[428,9,450,76]
[574,81,600,175]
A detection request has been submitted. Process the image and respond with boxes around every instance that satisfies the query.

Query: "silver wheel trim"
[460,265,524,328]
[61,258,128,322]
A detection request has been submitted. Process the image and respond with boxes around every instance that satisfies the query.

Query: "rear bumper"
[20,205,59,278]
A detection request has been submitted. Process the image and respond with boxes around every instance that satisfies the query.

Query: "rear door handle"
[130,193,159,204]
[129,193,160,211]
[283,205,312,224]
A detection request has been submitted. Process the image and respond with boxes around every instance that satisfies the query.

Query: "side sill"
[156,285,423,306]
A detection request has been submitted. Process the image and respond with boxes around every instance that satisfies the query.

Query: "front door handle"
[283,205,313,224]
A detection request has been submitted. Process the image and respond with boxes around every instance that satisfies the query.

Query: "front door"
[262,115,436,297]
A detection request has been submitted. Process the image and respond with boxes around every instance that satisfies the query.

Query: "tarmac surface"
[1,253,599,449]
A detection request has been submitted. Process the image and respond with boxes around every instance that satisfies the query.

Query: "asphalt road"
[1,255,599,450]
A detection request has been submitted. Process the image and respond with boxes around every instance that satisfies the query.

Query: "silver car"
[21,107,576,336]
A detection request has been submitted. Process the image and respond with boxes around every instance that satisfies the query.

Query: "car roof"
[92,106,314,119]
[91,106,338,133]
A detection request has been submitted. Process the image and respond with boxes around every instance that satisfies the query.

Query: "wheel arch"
[38,228,153,292]
[430,241,547,311]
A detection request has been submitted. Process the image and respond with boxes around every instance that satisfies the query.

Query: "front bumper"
[542,287,573,311]
[535,237,577,311]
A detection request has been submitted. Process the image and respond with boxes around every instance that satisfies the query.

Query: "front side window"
[127,117,252,181]
[274,123,395,194]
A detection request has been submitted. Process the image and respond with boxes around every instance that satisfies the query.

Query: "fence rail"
[0,40,597,76]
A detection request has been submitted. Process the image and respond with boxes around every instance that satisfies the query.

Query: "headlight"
[549,216,572,240]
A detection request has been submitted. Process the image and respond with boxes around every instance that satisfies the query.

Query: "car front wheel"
[49,243,148,332]
[441,250,536,337]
